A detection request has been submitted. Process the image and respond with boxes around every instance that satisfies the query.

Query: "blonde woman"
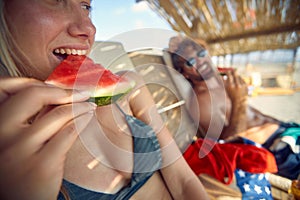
[0,0,209,199]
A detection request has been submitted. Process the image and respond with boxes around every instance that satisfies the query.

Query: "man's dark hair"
[171,38,206,73]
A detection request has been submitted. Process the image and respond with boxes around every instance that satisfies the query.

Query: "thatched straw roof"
[137,0,300,56]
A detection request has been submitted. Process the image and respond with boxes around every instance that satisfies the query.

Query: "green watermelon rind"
[87,79,135,97]
[88,93,125,106]
[88,80,135,106]
[88,86,133,106]
[46,55,136,106]
[46,79,135,106]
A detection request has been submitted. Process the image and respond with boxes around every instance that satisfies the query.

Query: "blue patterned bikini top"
[58,104,162,200]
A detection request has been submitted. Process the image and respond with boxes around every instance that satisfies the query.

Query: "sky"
[89,1,300,63]
[91,1,173,42]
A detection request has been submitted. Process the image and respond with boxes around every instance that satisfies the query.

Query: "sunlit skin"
[0,0,210,199]
[5,0,95,80]
[174,39,280,140]
[177,45,232,138]
[63,71,209,199]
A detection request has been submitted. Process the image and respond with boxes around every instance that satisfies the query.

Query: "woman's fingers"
[26,102,96,150]
[0,77,44,103]
[0,85,91,131]
[0,77,96,200]
[0,78,94,150]
[39,111,94,165]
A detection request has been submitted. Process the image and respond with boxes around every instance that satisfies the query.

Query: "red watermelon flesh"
[217,67,235,76]
[45,55,135,106]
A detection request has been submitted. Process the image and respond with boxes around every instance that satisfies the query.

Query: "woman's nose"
[68,11,96,40]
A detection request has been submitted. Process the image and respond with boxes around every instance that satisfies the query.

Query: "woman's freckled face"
[4,0,96,80]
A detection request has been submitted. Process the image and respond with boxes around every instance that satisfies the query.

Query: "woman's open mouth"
[53,48,88,62]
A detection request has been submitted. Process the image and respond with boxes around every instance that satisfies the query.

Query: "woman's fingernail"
[89,102,97,108]
[72,90,91,100]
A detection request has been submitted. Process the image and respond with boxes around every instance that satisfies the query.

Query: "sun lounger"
[91,41,293,200]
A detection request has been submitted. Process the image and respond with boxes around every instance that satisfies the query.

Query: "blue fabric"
[263,122,300,180]
[235,169,273,200]
[58,180,115,200]
[272,146,300,179]
[263,122,300,149]
[58,105,162,200]
[226,137,274,199]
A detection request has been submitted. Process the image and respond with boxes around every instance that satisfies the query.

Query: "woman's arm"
[123,71,209,200]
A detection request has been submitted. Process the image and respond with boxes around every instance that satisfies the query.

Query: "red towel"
[183,138,278,184]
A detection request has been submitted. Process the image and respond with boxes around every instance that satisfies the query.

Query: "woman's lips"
[52,48,88,62]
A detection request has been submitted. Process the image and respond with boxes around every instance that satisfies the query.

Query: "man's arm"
[221,70,248,139]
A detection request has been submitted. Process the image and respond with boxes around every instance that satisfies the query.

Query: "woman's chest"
[130,172,173,200]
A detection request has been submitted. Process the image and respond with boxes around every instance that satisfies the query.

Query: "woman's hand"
[0,77,96,200]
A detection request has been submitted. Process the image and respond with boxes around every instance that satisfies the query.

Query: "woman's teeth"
[54,48,87,55]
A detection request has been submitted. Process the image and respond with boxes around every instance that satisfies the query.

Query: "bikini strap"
[114,102,127,116]
[112,103,162,200]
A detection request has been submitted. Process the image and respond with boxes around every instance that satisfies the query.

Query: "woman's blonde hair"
[0,0,30,77]
[0,1,70,198]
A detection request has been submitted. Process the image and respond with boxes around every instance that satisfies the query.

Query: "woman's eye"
[81,3,92,12]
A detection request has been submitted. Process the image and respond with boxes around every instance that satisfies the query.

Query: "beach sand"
[248,91,300,124]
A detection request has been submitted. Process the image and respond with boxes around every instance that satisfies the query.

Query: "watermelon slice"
[217,67,235,76]
[46,55,135,106]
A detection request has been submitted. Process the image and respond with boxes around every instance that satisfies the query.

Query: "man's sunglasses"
[185,49,208,68]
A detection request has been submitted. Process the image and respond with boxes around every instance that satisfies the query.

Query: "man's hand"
[221,71,248,138]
